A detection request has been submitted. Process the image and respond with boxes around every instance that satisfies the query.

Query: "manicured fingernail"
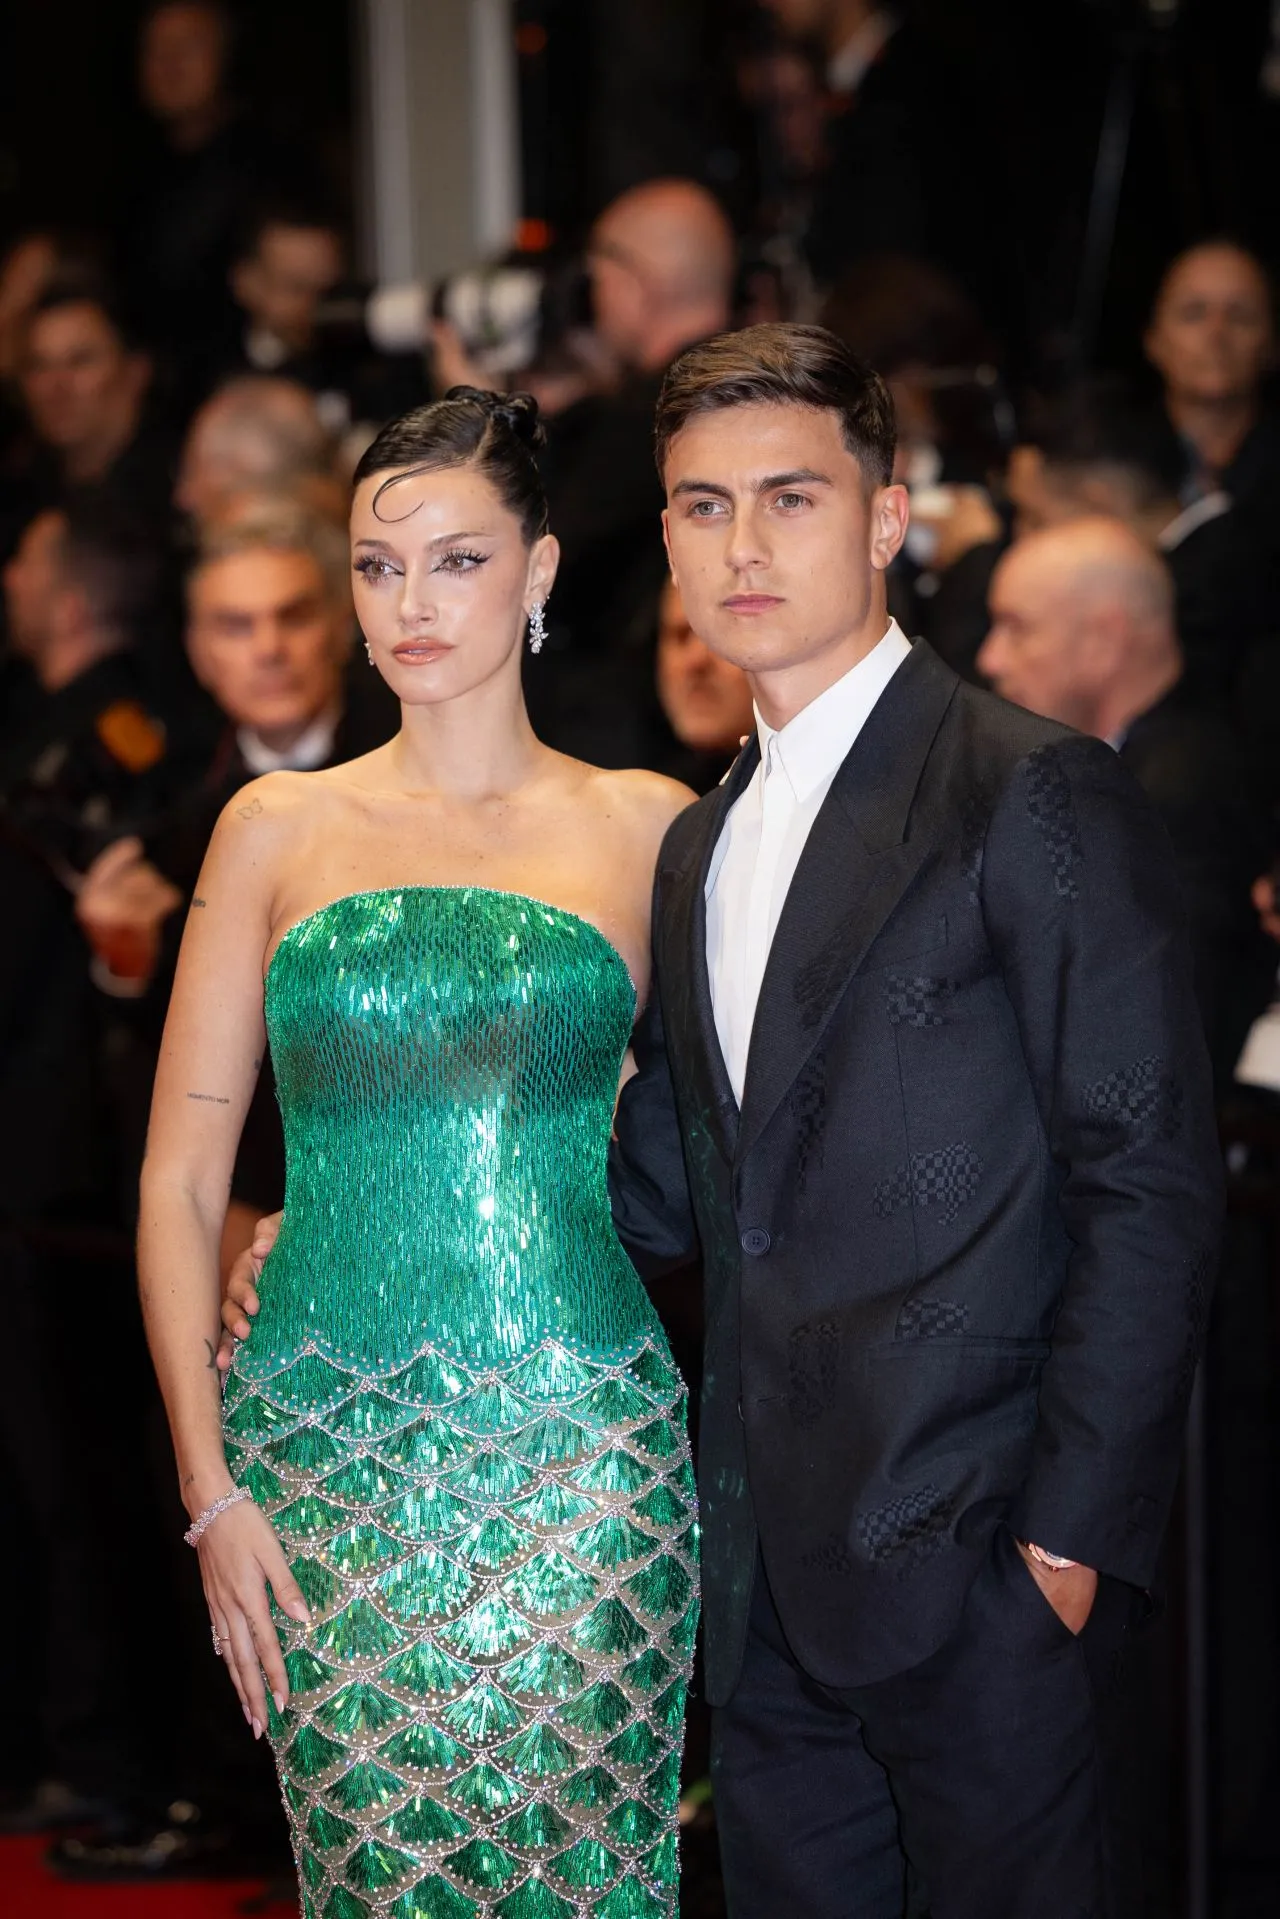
[273,1692,285,1715]
[252,1717,263,1740]
[289,1604,311,1622]
[243,1705,252,1724]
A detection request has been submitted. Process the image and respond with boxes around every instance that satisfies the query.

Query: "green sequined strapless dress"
[221,886,699,1919]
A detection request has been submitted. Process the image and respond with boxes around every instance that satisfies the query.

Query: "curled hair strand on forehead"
[353,387,548,544]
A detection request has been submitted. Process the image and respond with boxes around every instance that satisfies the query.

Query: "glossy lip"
[722,593,783,614]
[391,639,454,663]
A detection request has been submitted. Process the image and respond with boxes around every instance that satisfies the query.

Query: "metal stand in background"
[1182,1362,1211,1919]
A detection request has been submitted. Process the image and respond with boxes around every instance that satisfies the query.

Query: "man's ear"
[661,508,676,587]
[869,482,910,573]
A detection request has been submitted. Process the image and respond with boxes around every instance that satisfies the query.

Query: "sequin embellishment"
[224,888,699,1917]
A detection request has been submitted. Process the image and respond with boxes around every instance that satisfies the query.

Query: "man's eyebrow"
[670,469,834,500]
[671,479,734,501]
[757,468,832,491]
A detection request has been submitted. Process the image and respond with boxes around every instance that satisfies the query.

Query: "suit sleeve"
[608,871,701,1278]
[982,736,1224,1587]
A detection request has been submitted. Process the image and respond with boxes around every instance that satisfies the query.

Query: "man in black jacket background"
[610,325,1223,1916]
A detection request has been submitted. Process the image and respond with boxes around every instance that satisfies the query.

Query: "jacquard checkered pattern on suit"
[856,1485,953,1572]
[873,1145,982,1225]
[1083,1055,1182,1144]
[885,974,954,1027]
[1024,746,1081,901]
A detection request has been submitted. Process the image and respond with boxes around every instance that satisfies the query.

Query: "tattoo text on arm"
[187,1092,231,1105]
[191,897,207,909]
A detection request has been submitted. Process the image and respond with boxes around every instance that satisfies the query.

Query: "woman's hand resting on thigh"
[198,1490,310,1737]
[216,1209,282,1372]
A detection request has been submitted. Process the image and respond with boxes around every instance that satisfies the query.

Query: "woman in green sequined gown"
[139,390,699,1919]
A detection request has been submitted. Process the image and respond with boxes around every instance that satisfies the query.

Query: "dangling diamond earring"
[365,638,375,665]
[528,602,547,654]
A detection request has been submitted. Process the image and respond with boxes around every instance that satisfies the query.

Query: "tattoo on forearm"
[187,1092,231,1104]
[204,1339,217,1370]
[191,897,207,908]
[236,798,263,820]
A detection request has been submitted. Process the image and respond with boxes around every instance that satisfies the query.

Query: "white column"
[356,0,522,289]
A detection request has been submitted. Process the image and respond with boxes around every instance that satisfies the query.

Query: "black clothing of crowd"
[2,0,1280,1905]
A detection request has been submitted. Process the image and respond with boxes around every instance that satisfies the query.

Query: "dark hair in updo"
[351,386,548,543]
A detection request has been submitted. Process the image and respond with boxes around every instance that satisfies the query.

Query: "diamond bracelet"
[184,1486,254,1546]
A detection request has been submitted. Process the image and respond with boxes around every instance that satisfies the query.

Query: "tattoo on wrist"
[204,1338,217,1370]
[187,1092,230,1104]
[236,798,263,820]
[191,898,207,908]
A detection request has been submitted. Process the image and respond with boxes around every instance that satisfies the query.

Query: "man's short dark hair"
[59,499,166,646]
[235,197,345,266]
[1029,376,1186,509]
[29,275,148,355]
[654,323,896,487]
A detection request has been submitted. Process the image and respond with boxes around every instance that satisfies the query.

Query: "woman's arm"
[138,777,308,1734]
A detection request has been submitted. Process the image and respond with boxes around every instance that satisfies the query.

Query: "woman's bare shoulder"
[587,764,699,833]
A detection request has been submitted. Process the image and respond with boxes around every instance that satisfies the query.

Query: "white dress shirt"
[237,706,339,776]
[705,622,912,1103]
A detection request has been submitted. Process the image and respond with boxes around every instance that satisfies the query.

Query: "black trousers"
[711,1528,1143,1919]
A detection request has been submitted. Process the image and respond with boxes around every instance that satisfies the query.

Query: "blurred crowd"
[3,0,1280,1905]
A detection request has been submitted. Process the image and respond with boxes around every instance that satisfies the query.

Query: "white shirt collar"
[828,8,899,93]
[1157,490,1232,551]
[237,705,339,775]
[754,620,912,802]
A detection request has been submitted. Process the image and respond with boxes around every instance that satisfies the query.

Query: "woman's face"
[350,461,557,705]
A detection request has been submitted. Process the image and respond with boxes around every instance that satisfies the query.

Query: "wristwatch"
[1022,1540,1079,1572]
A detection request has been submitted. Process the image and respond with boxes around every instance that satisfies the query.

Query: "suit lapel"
[737,642,959,1164]
[659,741,760,1161]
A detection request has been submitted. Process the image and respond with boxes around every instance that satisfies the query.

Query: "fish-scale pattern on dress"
[221,888,700,1918]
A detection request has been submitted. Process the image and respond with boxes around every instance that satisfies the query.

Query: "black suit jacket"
[611,641,1223,1703]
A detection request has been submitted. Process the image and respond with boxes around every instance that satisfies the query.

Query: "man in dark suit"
[610,325,1223,1915]
[978,516,1275,1090]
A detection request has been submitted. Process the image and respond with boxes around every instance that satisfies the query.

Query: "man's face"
[233,225,343,351]
[186,547,345,734]
[1145,245,1274,407]
[21,303,144,456]
[662,401,905,680]
[978,549,1094,727]
[140,3,226,125]
[655,578,754,753]
[3,510,65,658]
[586,218,652,367]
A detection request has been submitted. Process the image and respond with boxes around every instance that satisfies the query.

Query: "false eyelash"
[353,556,398,577]
[436,548,489,569]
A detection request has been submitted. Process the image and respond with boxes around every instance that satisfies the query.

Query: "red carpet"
[0,1837,298,1918]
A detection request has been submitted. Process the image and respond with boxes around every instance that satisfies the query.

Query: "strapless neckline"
[266,882,637,1000]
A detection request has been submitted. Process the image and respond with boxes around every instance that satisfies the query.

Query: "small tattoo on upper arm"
[204,1338,217,1370]
[187,1092,231,1105]
[236,798,263,820]
[191,897,207,908]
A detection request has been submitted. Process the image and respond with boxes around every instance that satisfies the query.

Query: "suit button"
[740,1228,771,1257]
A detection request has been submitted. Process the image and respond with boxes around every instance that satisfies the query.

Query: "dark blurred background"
[3,4,1280,1917]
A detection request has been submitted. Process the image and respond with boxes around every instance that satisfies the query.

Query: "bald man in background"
[980,519,1273,1084]
[175,375,340,525]
[529,179,737,764]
